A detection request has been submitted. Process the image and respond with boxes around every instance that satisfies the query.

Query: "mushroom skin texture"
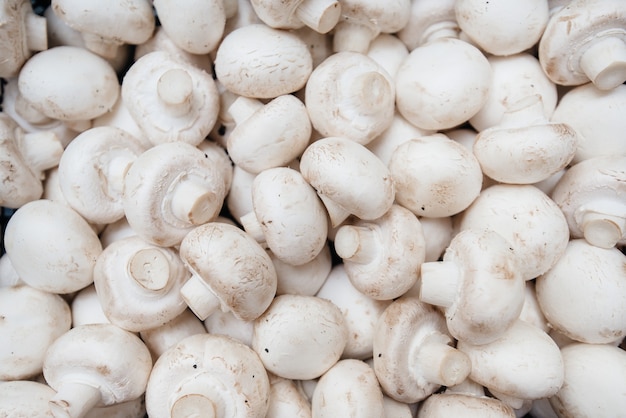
[122,142,227,247]
[51,0,155,59]
[0,380,56,417]
[455,0,549,56]
[153,0,225,55]
[334,204,426,300]
[252,294,348,380]
[214,24,313,99]
[549,343,626,417]
[419,228,525,345]
[178,222,278,321]
[299,136,395,227]
[551,156,626,248]
[417,393,515,418]
[145,333,270,418]
[250,0,342,34]
[57,126,147,225]
[457,320,564,407]
[122,51,220,147]
[0,285,71,381]
[312,359,385,418]
[373,297,472,404]
[241,167,328,266]
[4,199,103,294]
[17,46,120,123]
[535,239,626,344]
[395,37,492,131]
[0,0,47,77]
[305,51,395,145]
[43,324,153,418]
[266,373,312,418]
[93,236,190,333]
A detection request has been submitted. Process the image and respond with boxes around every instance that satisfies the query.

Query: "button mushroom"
[397,0,458,51]
[0,380,56,417]
[266,373,312,418]
[178,222,277,321]
[140,309,207,361]
[272,242,332,296]
[418,392,516,418]
[250,0,341,33]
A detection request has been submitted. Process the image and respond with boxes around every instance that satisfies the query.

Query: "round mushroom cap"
[18,46,119,121]
[0,381,56,417]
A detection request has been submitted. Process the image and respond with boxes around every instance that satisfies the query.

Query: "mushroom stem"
[500,94,545,128]
[239,211,268,246]
[579,36,626,91]
[106,153,136,197]
[422,21,460,44]
[332,21,376,54]
[20,131,63,173]
[581,210,626,249]
[334,224,378,264]
[488,388,525,410]
[170,178,216,225]
[345,71,392,116]
[180,273,221,320]
[129,248,171,291]
[415,332,471,387]
[419,261,462,308]
[81,32,120,59]
[317,194,350,227]
[295,0,341,34]
[157,69,194,117]
[25,12,47,52]
[171,394,216,418]
[49,381,101,418]
[228,96,264,125]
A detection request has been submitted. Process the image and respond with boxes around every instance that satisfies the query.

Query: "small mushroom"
[4,199,103,294]
[388,133,483,218]
[43,324,153,418]
[93,236,190,332]
[123,142,227,247]
[0,0,47,77]
[241,167,328,266]
[551,156,626,248]
[373,297,471,403]
[252,294,348,380]
[0,285,71,381]
[536,239,626,344]
[299,136,395,227]
[214,24,313,99]
[539,0,626,90]
[0,113,63,208]
[57,126,147,225]
[250,0,341,33]
[140,309,207,361]
[226,95,312,174]
[305,52,395,145]
[145,333,270,418]
[0,380,56,417]
[51,0,155,59]
[312,359,385,417]
[122,51,220,147]
[178,222,277,321]
[333,204,426,300]
[17,46,120,126]
[457,320,564,408]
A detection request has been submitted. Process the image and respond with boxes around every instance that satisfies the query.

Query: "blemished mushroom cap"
[18,46,119,122]
[145,333,270,418]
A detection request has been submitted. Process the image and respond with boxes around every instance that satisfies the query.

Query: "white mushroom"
[266,373,312,418]
[250,0,341,33]
[272,242,332,296]
[140,309,207,361]
[178,222,277,321]
[417,392,515,418]
[0,380,56,417]
[305,52,395,145]
[122,51,220,147]
[0,285,71,381]
[551,156,626,248]
[43,324,153,418]
[145,333,270,418]
[51,0,155,59]
[252,294,348,380]
[122,142,227,247]
[203,310,255,347]
[373,297,471,403]
[4,199,102,294]
[397,0,458,50]
[366,34,409,79]
[70,285,111,327]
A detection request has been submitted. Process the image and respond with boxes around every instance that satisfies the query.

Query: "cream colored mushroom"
[140,309,207,361]
[250,0,341,33]
[397,0,458,50]
[272,243,332,296]
[203,310,255,348]
[418,392,515,418]
[0,380,56,417]
[266,373,312,418]
[70,285,111,327]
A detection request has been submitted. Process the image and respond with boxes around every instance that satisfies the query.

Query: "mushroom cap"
[252,294,348,380]
[179,222,277,321]
[4,199,103,294]
[43,324,153,406]
[93,236,190,332]
[140,309,206,360]
[214,24,313,99]
[305,51,395,145]
[247,167,328,266]
[272,242,332,296]
[0,381,56,417]
[338,0,411,34]
[266,374,312,418]
[123,142,227,247]
[18,46,119,121]
[0,285,71,380]
[122,51,220,147]
[58,126,147,225]
[418,393,515,418]
[145,333,270,418]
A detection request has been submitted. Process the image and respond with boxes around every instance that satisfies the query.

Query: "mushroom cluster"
[1,0,626,417]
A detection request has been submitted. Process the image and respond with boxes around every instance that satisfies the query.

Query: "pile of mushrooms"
[2,0,626,417]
